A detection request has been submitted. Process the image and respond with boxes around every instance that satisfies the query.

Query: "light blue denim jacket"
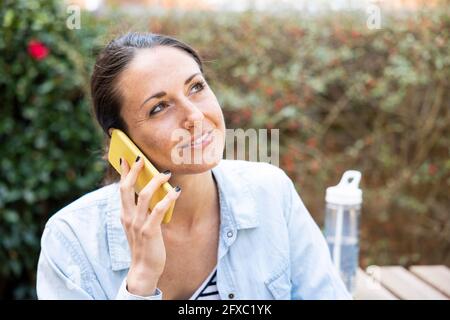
[36,159,351,300]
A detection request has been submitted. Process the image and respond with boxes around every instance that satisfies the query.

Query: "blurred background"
[0,0,448,299]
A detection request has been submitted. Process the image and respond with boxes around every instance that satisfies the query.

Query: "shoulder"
[39,183,121,277]
[216,159,290,187]
[42,182,119,245]
[216,159,293,201]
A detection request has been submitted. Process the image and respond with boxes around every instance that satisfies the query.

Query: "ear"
[108,128,113,136]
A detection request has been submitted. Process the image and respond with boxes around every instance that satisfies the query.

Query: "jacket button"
[228,293,235,299]
[227,231,233,238]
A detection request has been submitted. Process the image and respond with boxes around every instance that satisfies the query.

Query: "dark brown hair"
[90,32,204,185]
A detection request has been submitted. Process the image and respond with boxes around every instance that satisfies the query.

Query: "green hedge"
[1,1,449,298]
[151,9,449,267]
[0,0,106,298]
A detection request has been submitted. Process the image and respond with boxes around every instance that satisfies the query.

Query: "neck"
[165,169,219,233]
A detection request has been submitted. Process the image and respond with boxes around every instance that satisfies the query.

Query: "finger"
[119,158,137,231]
[119,157,129,181]
[119,157,135,213]
[120,207,134,244]
[145,186,181,227]
[121,156,143,208]
[135,170,172,222]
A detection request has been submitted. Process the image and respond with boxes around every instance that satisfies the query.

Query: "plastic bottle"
[324,170,362,295]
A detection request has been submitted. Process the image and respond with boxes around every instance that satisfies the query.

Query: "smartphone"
[108,128,175,224]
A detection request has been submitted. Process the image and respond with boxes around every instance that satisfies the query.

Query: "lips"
[180,129,213,149]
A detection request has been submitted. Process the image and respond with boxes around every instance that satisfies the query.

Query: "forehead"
[122,46,200,84]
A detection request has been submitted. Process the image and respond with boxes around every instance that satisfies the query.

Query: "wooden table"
[354,265,450,300]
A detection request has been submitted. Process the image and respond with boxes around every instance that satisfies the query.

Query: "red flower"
[242,108,252,121]
[306,137,317,148]
[282,154,295,173]
[265,86,274,96]
[351,30,361,39]
[274,98,284,111]
[428,164,438,176]
[27,40,49,60]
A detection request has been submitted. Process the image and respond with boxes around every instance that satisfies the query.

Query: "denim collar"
[105,160,259,271]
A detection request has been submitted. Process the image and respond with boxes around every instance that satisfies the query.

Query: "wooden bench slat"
[378,266,447,300]
[409,265,450,297]
[354,268,398,300]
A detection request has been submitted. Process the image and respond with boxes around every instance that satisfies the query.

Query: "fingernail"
[119,158,122,166]
[162,170,171,175]
[135,156,140,163]
[175,186,181,192]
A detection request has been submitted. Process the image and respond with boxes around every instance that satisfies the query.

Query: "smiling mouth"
[180,129,214,149]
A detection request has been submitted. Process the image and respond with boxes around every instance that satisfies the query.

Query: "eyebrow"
[139,72,202,109]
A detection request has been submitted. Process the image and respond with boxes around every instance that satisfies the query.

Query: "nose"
[181,98,205,130]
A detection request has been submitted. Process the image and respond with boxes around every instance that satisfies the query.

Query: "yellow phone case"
[108,129,175,224]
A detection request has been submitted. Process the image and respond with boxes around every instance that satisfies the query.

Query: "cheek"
[148,130,172,151]
[202,93,224,121]
[213,104,226,129]
[139,133,174,165]
[135,126,166,153]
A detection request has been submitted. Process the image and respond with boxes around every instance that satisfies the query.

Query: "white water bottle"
[324,170,362,295]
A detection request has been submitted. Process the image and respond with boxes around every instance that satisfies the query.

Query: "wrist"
[127,267,160,296]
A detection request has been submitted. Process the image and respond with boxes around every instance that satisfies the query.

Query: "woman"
[36,32,351,300]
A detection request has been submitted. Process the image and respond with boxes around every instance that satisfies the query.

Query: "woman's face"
[116,46,226,174]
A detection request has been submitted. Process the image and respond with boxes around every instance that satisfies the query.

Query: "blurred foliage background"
[0,0,449,299]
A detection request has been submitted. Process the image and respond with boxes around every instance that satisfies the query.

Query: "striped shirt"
[189,267,220,300]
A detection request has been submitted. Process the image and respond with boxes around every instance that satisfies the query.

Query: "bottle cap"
[326,170,362,205]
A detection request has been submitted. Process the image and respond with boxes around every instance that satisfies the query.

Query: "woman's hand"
[119,156,181,296]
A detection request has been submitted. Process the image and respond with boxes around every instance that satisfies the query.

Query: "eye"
[190,81,205,94]
[149,102,167,116]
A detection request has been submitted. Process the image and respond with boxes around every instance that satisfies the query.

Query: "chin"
[172,154,222,174]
